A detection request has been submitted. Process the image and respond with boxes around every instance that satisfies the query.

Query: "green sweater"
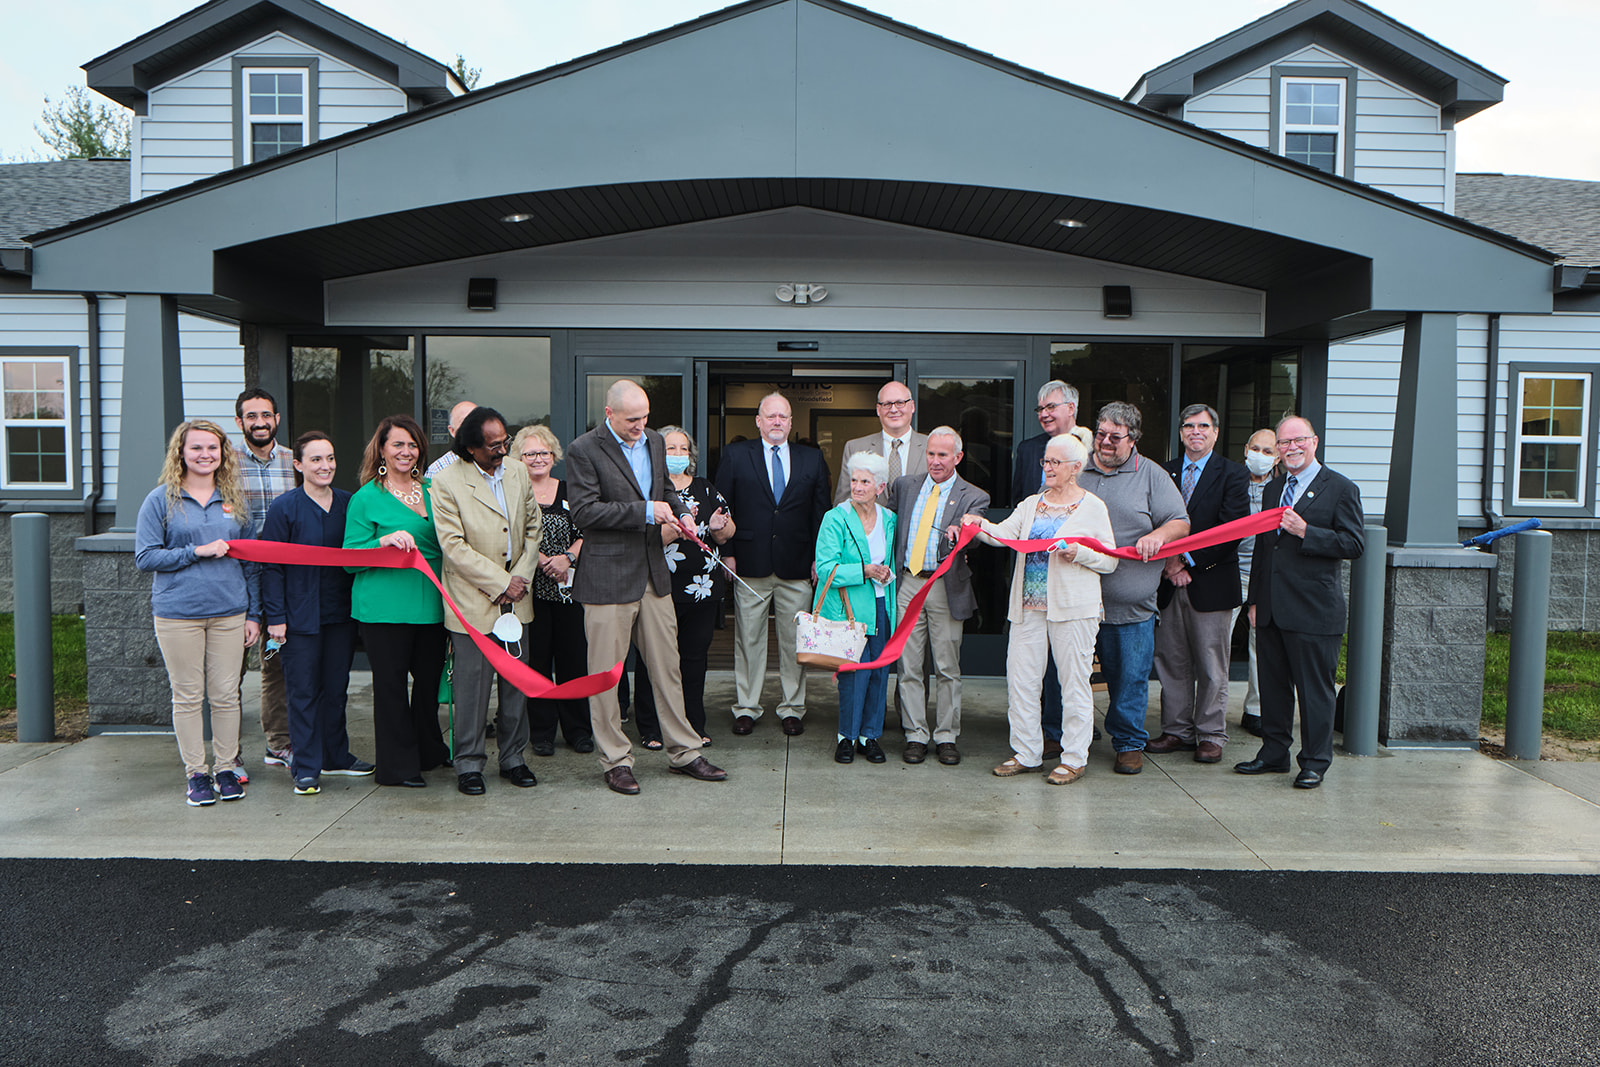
[343,479,445,625]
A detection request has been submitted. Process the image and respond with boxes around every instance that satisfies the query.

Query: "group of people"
[133,372,1363,808]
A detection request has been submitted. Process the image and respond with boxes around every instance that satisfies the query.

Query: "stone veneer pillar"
[1378,547,1494,746]
[78,533,171,728]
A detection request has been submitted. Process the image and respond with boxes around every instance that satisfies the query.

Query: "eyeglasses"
[877,398,913,410]
[482,438,510,453]
[1039,458,1074,468]
[1279,435,1316,447]
[1034,401,1069,415]
[1093,431,1130,444]
[522,450,553,460]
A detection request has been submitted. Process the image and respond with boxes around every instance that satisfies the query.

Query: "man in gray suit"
[566,379,727,795]
[835,380,928,504]
[891,427,990,766]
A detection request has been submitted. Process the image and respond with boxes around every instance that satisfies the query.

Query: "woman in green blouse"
[344,414,451,787]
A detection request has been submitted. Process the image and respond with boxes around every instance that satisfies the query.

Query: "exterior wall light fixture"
[501,212,533,223]
[776,283,828,304]
[1055,218,1087,228]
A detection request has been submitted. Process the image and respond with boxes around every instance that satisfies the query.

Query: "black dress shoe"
[457,771,486,795]
[1293,769,1324,789]
[1240,713,1263,737]
[572,736,595,753]
[604,766,640,795]
[732,715,755,735]
[834,738,854,763]
[1234,758,1291,775]
[387,776,427,788]
[499,765,537,788]
[781,716,804,736]
[858,738,887,764]
[531,740,556,757]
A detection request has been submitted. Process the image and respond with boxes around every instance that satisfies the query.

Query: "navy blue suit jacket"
[1159,453,1250,613]
[1010,432,1050,507]
[1246,466,1365,635]
[714,438,830,581]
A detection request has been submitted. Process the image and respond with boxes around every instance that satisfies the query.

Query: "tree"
[36,86,130,159]
[451,54,482,91]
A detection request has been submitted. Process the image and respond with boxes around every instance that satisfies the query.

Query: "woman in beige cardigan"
[966,433,1117,784]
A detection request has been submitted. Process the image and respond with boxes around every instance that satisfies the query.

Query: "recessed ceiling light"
[1055,218,1087,229]
[501,212,533,223]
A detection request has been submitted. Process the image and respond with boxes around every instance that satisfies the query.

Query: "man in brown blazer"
[567,379,727,795]
[834,380,928,504]
[430,406,542,796]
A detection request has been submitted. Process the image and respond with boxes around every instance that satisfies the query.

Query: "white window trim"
[242,65,309,163]
[0,351,75,493]
[1509,368,1593,512]
[232,57,318,167]
[1279,76,1346,176]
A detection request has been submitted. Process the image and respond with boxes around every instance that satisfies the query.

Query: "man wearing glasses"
[1237,416,1364,790]
[1077,402,1190,775]
[835,382,927,504]
[431,405,543,795]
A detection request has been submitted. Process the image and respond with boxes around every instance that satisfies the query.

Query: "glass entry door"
[578,359,691,436]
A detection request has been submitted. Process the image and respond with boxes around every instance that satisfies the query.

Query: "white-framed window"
[1280,77,1345,175]
[1510,368,1594,513]
[243,66,307,162]
[1,353,73,491]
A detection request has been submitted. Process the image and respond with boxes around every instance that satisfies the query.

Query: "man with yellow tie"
[890,427,991,765]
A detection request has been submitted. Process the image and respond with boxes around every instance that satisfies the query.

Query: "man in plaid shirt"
[234,388,295,769]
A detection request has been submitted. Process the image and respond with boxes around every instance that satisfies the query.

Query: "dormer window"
[232,57,319,167]
[1281,78,1343,174]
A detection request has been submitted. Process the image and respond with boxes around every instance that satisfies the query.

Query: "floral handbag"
[795,566,868,669]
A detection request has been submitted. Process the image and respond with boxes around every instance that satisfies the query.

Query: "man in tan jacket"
[431,406,542,796]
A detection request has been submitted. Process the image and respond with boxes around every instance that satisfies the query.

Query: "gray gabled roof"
[1127,0,1505,121]
[0,159,129,252]
[84,0,462,112]
[1456,174,1600,268]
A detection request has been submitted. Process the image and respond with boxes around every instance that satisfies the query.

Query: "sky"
[2,0,1596,181]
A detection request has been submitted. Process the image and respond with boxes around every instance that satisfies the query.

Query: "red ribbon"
[835,506,1288,674]
[227,540,624,700]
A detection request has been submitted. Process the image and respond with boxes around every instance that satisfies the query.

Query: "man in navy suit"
[1147,404,1250,764]
[1237,415,1365,789]
[714,391,831,736]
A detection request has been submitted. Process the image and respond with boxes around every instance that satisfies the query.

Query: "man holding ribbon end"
[891,427,989,766]
[1237,416,1364,790]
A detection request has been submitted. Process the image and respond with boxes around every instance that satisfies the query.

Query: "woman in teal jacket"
[814,451,897,764]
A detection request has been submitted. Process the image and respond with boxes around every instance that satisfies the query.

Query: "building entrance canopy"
[30,0,1554,338]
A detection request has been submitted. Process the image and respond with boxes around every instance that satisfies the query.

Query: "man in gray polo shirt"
[1077,401,1189,775]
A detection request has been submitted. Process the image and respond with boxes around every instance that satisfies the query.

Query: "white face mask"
[1245,451,1276,477]
[491,612,523,658]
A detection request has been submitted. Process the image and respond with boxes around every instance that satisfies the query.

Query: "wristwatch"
[564,550,577,566]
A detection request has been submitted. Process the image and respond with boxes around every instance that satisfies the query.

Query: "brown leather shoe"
[1045,764,1085,785]
[1113,751,1143,775]
[903,742,928,764]
[780,716,804,736]
[936,743,961,765]
[1143,733,1197,754]
[992,756,1041,777]
[1042,739,1063,759]
[669,755,727,781]
[603,766,640,795]
[731,715,755,735]
[1195,741,1223,763]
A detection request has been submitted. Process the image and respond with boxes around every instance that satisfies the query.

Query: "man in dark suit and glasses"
[1147,404,1250,764]
[714,390,831,736]
[566,379,727,795]
[1237,415,1365,790]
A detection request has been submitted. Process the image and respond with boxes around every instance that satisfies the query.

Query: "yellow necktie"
[909,482,941,576]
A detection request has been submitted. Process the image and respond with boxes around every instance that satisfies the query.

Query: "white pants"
[1006,613,1099,768]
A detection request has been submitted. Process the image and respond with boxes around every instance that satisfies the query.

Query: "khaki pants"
[154,614,246,776]
[732,574,812,722]
[896,572,964,744]
[585,593,704,771]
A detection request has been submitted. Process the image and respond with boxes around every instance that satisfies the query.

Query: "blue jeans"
[1096,617,1155,752]
[1039,653,1063,741]
[837,597,891,741]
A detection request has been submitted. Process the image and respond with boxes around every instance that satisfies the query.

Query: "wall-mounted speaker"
[1102,284,1133,319]
[467,277,497,311]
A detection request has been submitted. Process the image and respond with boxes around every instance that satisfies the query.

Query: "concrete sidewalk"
[2,671,1596,872]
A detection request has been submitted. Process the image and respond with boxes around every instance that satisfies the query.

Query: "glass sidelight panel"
[425,336,552,451]
[584,374,683,435]
[1051,342,1174,462]
[289,334,412,491]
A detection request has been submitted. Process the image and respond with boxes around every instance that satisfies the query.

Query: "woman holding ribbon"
[966,432,1117,785]
[134,419,260,807]
[515,423,595,756]
[261,431,373,795]
[633,425,736,749]
[343,414,451,788]
[815,451,897,765]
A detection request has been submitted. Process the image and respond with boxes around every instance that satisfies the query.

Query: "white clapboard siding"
[135,30,409,200]
[325,209,1266,336]
[1486,311,1600,517]
[1457,314,1491,520]
[1325,326,1403,518]
[1180,73,1271,148]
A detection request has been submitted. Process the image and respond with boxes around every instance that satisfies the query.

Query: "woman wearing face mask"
[1236,429,1280,738]
[632,426,736,749]
[261,431,373,795]
[514,423,595,756]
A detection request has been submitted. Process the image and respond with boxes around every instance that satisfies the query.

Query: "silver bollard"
[1342,524,1385,756]
[11,513,54,742]
[1504,529,1551,760]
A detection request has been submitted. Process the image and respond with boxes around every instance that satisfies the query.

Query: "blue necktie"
[771,445,786,503]
[1282,474,1299,508]
[1181,462,1198,503]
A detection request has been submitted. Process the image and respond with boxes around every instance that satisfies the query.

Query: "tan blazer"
[430,456,542,634]
[834,430,929,504]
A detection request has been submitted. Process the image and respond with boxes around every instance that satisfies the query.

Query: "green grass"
[1482,631,1600,741]
[0,613,90,740]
